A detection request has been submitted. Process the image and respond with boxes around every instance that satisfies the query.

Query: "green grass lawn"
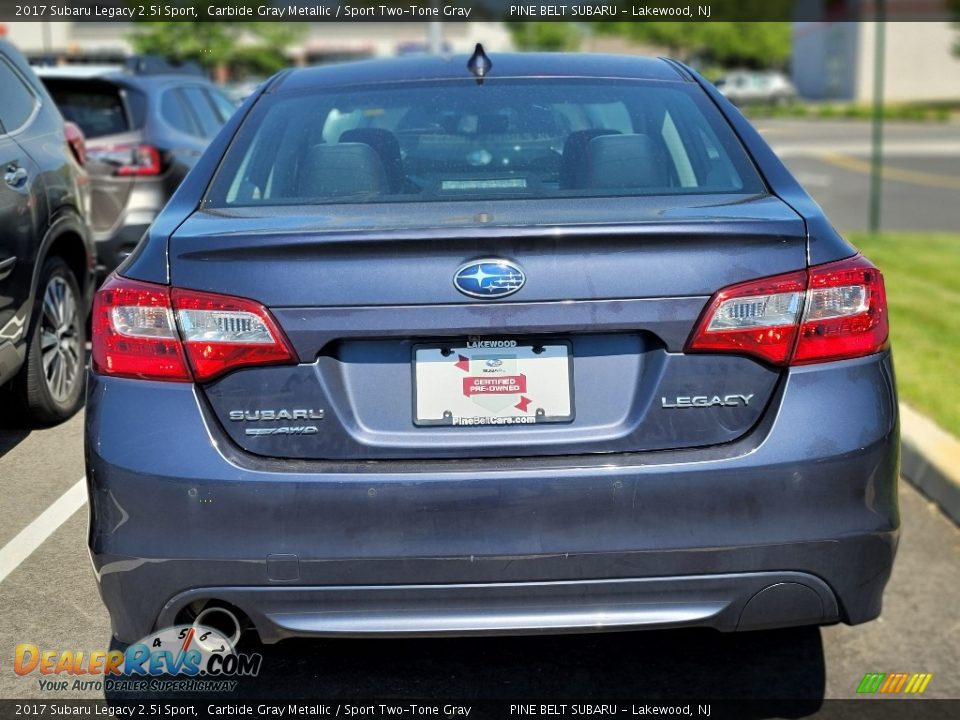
[848,232,960,437]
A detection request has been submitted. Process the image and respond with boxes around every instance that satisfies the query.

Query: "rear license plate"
[413,340,574,427]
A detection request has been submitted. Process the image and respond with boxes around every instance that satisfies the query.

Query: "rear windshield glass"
[42,79,136,138]
[206,79,764,208]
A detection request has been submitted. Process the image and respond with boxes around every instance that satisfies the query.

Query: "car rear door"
[0,54,44,356]
[153,85,221,187]
[180,85,228,139]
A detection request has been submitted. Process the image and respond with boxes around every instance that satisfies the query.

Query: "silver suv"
[36,61,235,281]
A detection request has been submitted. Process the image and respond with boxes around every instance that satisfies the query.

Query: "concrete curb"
[900,403,960,526]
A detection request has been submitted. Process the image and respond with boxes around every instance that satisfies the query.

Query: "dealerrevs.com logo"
[14,625,262,693]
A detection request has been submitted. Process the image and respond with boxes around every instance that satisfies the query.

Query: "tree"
[128,4,303,80]
[593,22,791,68]
[950,0,960,56]
[508,23,584,52]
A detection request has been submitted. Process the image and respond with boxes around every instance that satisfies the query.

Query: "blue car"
[86,52,898,646]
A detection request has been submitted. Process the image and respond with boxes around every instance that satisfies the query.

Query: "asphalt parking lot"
[1,118,959,709]
[757,118,960,232]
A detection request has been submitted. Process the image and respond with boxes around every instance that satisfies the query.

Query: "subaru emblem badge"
[453,259,526,299]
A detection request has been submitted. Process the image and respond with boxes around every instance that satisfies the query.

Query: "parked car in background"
[716,70,797,106]
[0,39,94,423]
[86,53,898,647]
[34,60,236,281]
[223,77,265,105]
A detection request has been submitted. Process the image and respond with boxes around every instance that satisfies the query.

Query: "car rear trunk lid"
[169,193,806,460]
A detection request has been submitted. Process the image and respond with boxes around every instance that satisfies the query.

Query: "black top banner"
[0,0,956,23]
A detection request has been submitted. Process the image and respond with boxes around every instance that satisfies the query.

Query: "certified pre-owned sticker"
[415,342,572,426]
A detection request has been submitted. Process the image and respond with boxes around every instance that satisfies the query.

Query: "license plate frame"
[412,339,575,427]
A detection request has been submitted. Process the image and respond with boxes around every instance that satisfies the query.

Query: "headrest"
[299,143,389,198]
[339,128,404,193]
[559,129,621,189]
[584,134,670,190]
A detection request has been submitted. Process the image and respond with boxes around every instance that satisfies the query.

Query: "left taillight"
[92,276,295,382]
[686,254,889,366]
[171,287,296,381]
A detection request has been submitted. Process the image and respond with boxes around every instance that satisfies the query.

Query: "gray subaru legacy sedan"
[86,51,898,646]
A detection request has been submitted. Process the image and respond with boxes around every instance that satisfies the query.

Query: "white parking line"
[0,476,86,585]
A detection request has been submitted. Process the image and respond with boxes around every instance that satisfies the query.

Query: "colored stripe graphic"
[905,674,934,694]
[879,673,909,693]
[857,673,886,694]
[857,672,933,695]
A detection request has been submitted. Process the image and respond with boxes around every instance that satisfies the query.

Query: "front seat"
[339,128,405,194]
[584,134,672,190]
[559,129,621,189]
[299,143,389,198]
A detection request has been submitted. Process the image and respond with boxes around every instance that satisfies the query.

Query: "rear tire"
[12,257,86,425]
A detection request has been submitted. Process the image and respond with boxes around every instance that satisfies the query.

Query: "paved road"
[0,408,958,707]
[755,119,960,232]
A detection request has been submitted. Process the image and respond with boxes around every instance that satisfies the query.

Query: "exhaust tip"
[193,604,244,649]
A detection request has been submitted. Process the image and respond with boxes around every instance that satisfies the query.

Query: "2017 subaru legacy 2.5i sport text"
[86,51,898,646]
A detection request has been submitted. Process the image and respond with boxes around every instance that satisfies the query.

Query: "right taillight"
[92,276,295,382]
[793,255,888,364]
[687,255,888,366]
